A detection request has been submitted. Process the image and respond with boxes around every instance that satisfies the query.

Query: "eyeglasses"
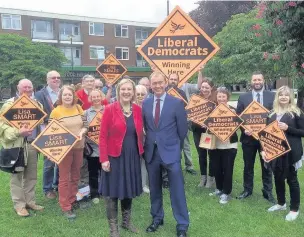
[49,76,61,80]
[136,93,146,96]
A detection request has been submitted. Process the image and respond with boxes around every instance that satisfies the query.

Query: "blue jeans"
[43,157,59,194]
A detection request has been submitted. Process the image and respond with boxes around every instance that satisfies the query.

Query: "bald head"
[138,77,150,91]
[17,79,33,97]
[47,70,61,91]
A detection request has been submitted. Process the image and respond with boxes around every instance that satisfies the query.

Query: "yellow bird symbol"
[20,101,28,107]
[170,21,185,33]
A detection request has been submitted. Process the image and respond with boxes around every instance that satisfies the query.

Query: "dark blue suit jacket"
[142,94,188,164]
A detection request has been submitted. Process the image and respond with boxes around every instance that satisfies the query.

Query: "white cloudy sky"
[0,0,199,23]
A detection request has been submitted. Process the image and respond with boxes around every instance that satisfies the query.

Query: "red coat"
[99,102,144,163]
[76,88,108,110]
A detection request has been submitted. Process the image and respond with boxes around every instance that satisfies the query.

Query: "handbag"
[83,142,93,157]
[0,147,25,173]
[199,132,216,150]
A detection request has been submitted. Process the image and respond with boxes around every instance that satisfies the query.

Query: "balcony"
[59,22,82,44]
[31,20,57,43]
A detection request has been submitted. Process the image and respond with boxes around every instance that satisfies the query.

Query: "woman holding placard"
[261,86,304,221]
[208,87,238,204]
[49,85,88,220]
[84,89,106,203]
[192,79,216,188]
[99,79,143,237]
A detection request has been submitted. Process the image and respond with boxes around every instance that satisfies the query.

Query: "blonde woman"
[99,79,144,236]
[49,85,88,219]
[135,85,150,194]
[261,86,304,221]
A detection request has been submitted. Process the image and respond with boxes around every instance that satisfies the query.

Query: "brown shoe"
[15,207,30,217]
[45,191,57,199]
[27,203,44,211]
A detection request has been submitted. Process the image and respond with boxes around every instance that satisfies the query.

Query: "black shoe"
[237,191,252,200]
[177,230,187,237]
[146,219,164,232]
[63,210,76,220]
[262,189,276,204]
[186,169,197,175]
[162,181,169,189]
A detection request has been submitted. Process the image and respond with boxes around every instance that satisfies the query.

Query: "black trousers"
[210,148,237,195]
[274,165,300,211]
[242,143,273,194]
[193,130,214,176]
[87,157,101,198]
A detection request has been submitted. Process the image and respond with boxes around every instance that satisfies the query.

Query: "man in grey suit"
[236,71,275,203]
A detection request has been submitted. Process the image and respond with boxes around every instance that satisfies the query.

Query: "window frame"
[115,24,128,38]
[89,22,104,36]
[89,45,105,60]
[115,47,129,60]
[1,14,22,30]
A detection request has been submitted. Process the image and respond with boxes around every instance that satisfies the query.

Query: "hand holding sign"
[278,122,288,131]
[19,126,33,137]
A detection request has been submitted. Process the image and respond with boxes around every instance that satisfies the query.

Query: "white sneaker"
[267,204,287,212]
[92,198,100,204]
[285,211,299,221]
[143,186,150,194]
[209,189,222,197]
[219,194,229,204]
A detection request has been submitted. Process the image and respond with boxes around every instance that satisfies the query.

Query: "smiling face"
[90,90,103,106]
[82,76,95,91]
[135,85,147,105]
[278,91,290,106]
[150,73,167,98]
[217,92,228,104]
[119,82,134,104]
[200,82,212,99]
[17,79,34,97]
[61,88,74,107]
[47,71,61,91]
[251,74,264,91]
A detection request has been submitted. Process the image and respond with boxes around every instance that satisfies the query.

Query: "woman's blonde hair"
[271,86,300,117]
[57,85,78,106]
[88,89,106,103]
[116,79,136,103]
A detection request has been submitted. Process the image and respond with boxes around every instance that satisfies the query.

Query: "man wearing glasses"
[35,70,61,200]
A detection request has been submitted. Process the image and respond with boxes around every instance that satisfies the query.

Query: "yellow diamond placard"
[185,94,215,126]
[0,94,47,130]
[240,101,269,140]
[87,112,103,145]
[167,87,187,104]
[31,120,79,164]
[258,121,291,163]
[96,53,127,85]
[204,103,244,142]
[137,5,220,87]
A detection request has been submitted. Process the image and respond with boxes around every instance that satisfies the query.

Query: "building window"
[115,47,129,60]
[115,25,128,38]
[32,20,53,33]
[59,23,79,36]
[89,22,104,36]
[1,14,21,30]
[135,29,148,40]
[90,46,105,59]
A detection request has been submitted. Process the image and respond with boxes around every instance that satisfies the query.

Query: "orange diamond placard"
[96,53,127,85]
[87,112,103,145]
[137,6,220,87]
[167,87,187,104]
[240,101,269,140]
[0,94,47,130]
[203,103,243,142]
[31,120,79,164]
[258,121,291,162]
[185,94,215,126]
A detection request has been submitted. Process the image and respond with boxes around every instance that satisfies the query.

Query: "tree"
[0,34,66,95]
[200,9,294,87]
[190,1,255,37]
[260,1,304,108]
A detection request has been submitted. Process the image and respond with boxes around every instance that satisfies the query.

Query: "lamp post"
[68,34,74,71]
[167,0,170,16]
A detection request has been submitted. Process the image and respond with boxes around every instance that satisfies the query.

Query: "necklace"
[121,103,132,117]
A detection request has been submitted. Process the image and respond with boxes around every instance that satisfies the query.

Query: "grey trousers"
[10,145,38,209]
[141,157,149,188]
[79,157,89,186]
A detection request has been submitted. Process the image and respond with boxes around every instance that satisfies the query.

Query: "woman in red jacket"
[99,78,144,237]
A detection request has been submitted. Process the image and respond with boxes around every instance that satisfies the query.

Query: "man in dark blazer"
[236,71,275,202]
[142,71,189,237]
[35,70,61,199]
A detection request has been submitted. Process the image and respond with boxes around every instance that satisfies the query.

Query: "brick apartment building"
[0,7,158,82]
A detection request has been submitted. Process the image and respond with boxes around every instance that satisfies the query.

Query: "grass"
[0,136,303,237]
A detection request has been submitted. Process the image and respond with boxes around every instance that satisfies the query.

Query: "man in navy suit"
[142,71,189,237]
[236,71,275,203]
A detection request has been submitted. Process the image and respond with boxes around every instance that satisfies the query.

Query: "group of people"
[0,67,303,237]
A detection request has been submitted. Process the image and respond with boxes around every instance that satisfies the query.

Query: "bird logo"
[251,106,259,112]
[20,101,29,107]
[108,59,115,64]
[217,109,228,116]
[50,127,59,133]
[170,21,185,33]
[270,127,279,134]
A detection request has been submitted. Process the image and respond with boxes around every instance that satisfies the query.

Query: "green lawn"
[0,137,303,237]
